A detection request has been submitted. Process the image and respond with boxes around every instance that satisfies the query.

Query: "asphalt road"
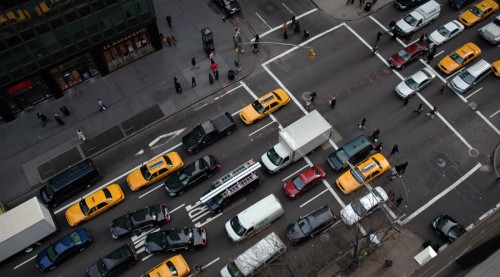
[2,0,499,276]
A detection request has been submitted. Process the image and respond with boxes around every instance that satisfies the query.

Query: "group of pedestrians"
[283,16,310,41]
[37,105,71,128]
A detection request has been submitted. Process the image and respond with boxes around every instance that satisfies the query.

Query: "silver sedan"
[429,20,465,46]
[395,68,436,99]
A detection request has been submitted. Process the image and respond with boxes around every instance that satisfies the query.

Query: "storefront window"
[103,31,153,72]
[49,53,99,91]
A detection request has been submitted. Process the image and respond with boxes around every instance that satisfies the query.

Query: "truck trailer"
[0,197,57,262]
[261,110,332,173]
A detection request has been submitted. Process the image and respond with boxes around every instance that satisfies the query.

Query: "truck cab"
[261,144,292,173]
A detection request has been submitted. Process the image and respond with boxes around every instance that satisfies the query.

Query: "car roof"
[410,69,434,82]
[405,41,426,54]
[455,43,480,57]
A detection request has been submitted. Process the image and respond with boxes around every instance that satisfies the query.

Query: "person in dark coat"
[294,21,300,34]
[59,105,70,116]
[38,112,48,127]
[54,114,65,125]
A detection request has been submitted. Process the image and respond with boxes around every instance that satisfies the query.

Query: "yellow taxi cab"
[35,0,73,16]
[0,9,31,29]
[65,184,124,227]
[492,60,500,77]
[335,153,390,195]
[458,0,499,27]
[438,42,481,74]
[127,152,184,191]
[141,254,190,277]
[239,88,290,125]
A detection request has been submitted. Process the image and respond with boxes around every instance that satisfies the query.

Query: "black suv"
[145,227,207,254]
[448,0,475,9]
[87,244,138,277]
[164,155,220,196]
[110,204,170,239]
[432,214,466,243]
[286,206,336,244]
[213,0,240,16]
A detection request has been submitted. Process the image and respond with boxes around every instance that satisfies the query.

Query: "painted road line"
[368,15,407,47]
[282,3,294,15]
[248,120,277,137]
[282,164,309,182]
[401,163,482,225]
[343,23,391,68]
[490,108,500,118]
[255,12,272,30]
[300,188,329,208]
[214,84,243,101]
[258,8,318,38]
[13,255,36,270]
[434,50,444,57]
[170,203,185,213]
[142,254,153,261]
[465,87,483,100]
[476,111,500,136]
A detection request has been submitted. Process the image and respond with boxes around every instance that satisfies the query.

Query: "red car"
[283,165,326,198]
[389,41,428,69]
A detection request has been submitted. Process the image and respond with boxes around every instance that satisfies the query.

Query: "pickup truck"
[182,112,237,153]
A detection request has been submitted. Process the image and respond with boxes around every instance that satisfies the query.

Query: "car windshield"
[448,225,465,240]
[163,155,173,166]
[79,199,90,215]
[166,261,179,275]
[298,218,313,235]
[449,52,464,64]
[227,261,243,277]
[229,216,247,237]
[266,148,283,166]
[292,176,306,190]
[350,168,365,183]
[404,77,419,90]
[469,6,484,17]
[398,50,411,61]
[44,183,55,197]
[140,165,151,180]
[97,260,107,274]
[211,194,224,205]
[404,14,418,26]
[437,26,451,37]
[351,199,367,217]
[272,91,282,101]
[69,231,82,244]
[46,244,58,261]
[251,100,265,113]
[458,70,475,85]
[193,126,206,141]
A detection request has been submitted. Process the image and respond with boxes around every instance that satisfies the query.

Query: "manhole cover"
[319,233,331,242]
[302,91,312,101]
[469,148,479,157]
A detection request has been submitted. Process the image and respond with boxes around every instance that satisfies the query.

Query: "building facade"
[0,0,162,121]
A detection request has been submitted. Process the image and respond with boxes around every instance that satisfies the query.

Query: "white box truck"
[261,110,332,173]
[0,197,57,262]
[395,0,440,36]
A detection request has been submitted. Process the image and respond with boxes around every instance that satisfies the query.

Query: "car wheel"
[226,130,231,136]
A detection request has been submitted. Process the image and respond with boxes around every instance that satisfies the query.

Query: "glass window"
[96,9,112,30]
[0,51,18,72]
[54,25,72,47]
[136,0,149,14]
[64,45,78,56]
[52,50,65,61]
[12,68,26,79]
[82,15,99,34]
[13,44,33,65]
[67,21,86,42]
[91,0,105,11]
[35,23,51,35]
[77,5,92,17]
[91,33,102,44]
[77,39,91,50]
[21,29,36,41]
[25,62,40,73]
[49,17,64,30]
[109,4,125,25]
[40,32,60,53]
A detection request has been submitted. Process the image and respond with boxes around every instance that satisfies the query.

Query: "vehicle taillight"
[161,203,166,207]
[165,215,170,221]
[202,241,207,246]
[216,163,221,168]
[200,227,205,231]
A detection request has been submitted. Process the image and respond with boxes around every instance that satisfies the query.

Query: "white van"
[225,194,285,242]
[395,0,440,36]
[220,232,286,277]
[448,59,492,94]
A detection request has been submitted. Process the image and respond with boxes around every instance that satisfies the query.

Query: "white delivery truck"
[261,110,332,173]
[395,0,440,36]
[225,194,285,242]
[0,197,57,262]
[220,232,286,277]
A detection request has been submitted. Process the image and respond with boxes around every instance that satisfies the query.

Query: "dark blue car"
[36,228,92,272]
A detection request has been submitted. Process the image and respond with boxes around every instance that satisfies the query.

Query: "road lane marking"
[476,111,500,136]
[282,3,294,15]
[282,164,309,182]
[170,203,185,213]
[434,50,444,57]
[465,87,483,100]
[13,255,36,270]
[368,15,407,46]
[255,12,272,30]
[400,163,482,225]
[300,188,329,208]
[490,108,500,118]
[248,120,277,136]
[214,84,242,101]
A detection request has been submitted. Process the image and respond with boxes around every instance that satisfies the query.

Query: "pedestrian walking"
[383,260,393,268]
[191,57,199,70]
[283,22,288,32]
[358,117,367,130]
[414,103,424,115]
[97,98,107,111]
[329,96,336,110]
[426,52,434,64]
[419,33,428,43]
[395,196,403,207]
[376,31,382,43]
[291,15,296,28]
[305,99,312,111]
[303,29,310,40]
[214,70,219,80]
[165,36,171,47]
[283,30,288,40]
[392,28,398,40]
[403,97,409,106]
[37,112,48,127]
[399,161,408,174]
[77,129,87,141]
[426,106,437,119]
[370,128,381,142]
[209,73,214,85]
[209,51,215,61]
[191,76,196,87]
[309,91,317,102]
[374,142,383,152]
[170,35,176,46]
[388,19,396,32]
[294,21,300,34]
[166,15,172,28]
[210,60,218,72]
[372,45,378,56]
[440,82,447,94]
[59,105,70,116]
[54,114,65,125]
[174,77,182,93]
[390,144,399,155]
